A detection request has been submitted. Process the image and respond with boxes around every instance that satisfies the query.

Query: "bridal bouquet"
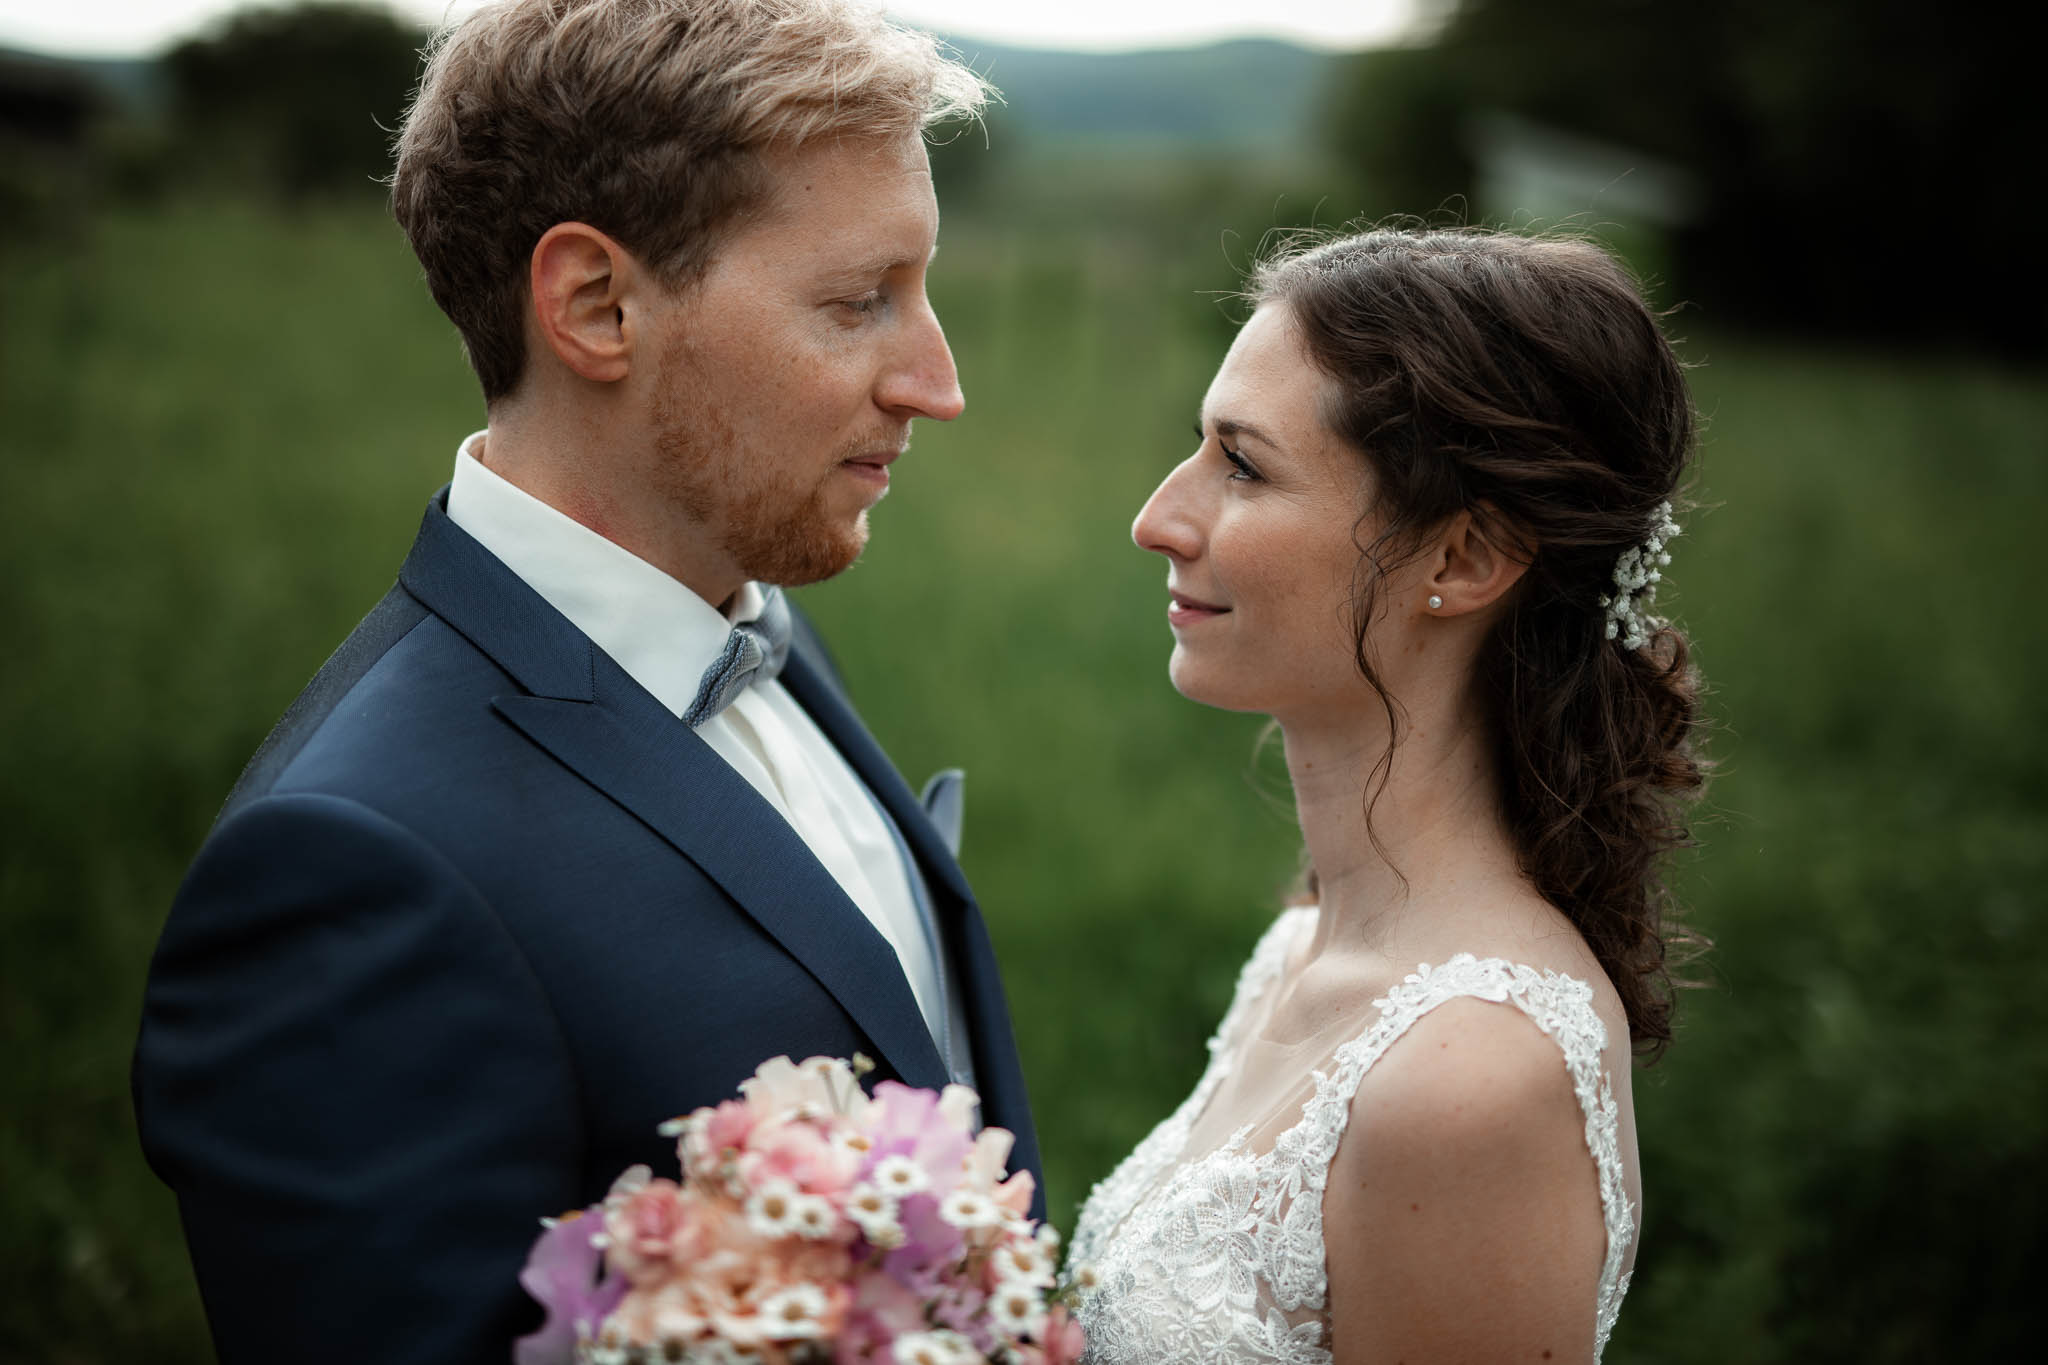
[516,1055,1084,1365]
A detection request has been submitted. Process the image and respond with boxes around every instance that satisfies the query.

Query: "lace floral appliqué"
[1070,910,1635,1364]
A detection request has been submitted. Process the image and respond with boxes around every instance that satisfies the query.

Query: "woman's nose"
[1132,454,1204,561]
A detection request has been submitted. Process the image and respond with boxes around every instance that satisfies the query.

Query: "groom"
[131,2,1038,1360]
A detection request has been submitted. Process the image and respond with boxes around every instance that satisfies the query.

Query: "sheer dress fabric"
[1070,908,1635,1365]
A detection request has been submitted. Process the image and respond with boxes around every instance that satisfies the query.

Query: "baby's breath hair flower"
[1598,501,1682,651]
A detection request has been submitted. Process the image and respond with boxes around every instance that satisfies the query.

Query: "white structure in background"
[1469,109,1699,231]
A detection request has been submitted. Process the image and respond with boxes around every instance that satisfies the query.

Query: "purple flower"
[514,1209,628,1365]
[881,1193,967,1293]
[862,1083,972,1181]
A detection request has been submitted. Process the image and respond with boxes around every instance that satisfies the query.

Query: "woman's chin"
[1166,656,1257,713]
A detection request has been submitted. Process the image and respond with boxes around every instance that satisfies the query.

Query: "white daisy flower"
[871,1154,929,1197]
[1034,1223,1062,1253]
[757,1284,832,1340]
[788,1193,838,1240]
[990,1238,1056,1287]
[988,1281,1049,1339]
[844,1182,895,1220]
[1070,1261,1101,1292]
[892,1329,979,1365]
[588,1323,631,1365]
[744,1178,805,1238]
[844,1182,904,1246]
[938,1189,1003,1231]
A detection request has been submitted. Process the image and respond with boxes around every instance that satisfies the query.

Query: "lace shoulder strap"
[1281,954,1636,1351]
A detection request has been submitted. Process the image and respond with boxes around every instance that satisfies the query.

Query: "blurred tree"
[1319,44,1473,223]
[164,2,425,200]
[0,49,111,238]
[1318,0,2046,355]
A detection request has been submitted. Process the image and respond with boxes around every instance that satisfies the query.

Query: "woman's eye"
[1193,423,1259,483]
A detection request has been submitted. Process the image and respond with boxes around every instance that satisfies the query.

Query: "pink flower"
[881,1192,968,1295]
[994,1169,1036,1220]
[513,1208,627,1365]
[833,1269,928,1365]
[1040,1303,1087,1365]
[603,1177,696,1286]
[863,1083,973,1192]
[960,1127,1015,1193]
[743,1116,861,1199]
[707,1097,757,1147]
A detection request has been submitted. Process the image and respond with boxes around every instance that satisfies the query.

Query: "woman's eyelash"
[1194,422,1258,481]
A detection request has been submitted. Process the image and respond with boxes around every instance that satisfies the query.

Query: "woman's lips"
[1168,589,1228,626]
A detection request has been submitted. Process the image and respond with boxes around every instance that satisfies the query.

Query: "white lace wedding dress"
[1069,907,1636,1364]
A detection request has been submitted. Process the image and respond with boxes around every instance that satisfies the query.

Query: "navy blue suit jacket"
[133,492,1041,1363]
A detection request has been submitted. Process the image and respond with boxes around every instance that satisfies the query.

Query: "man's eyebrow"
[840,244,937,279]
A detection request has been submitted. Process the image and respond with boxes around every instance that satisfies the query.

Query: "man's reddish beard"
[650,342,877,589]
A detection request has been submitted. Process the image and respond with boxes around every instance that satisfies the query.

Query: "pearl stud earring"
[1427,594,1444,610]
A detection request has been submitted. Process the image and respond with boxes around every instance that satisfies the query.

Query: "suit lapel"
[398,495,948,1089]
[778,645,1045,1215]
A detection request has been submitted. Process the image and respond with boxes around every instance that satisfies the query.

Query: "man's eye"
[841,292,883,316]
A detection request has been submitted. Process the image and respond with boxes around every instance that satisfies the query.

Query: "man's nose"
[880,304,964,422]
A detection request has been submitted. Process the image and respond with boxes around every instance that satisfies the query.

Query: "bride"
[1071,228,1706,1365]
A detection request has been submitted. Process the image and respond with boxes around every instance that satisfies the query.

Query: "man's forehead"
[735,138,939,266]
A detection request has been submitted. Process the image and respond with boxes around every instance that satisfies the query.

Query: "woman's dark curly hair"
[1252,227,1708,1059]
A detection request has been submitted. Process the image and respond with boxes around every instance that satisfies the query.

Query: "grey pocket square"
[919,768,965,859]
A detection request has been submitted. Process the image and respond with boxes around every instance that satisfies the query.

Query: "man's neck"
[472,415,745,608]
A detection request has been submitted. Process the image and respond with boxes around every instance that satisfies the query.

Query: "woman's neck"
[1281,696,1530,966]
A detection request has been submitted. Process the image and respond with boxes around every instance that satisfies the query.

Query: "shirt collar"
[444,431,762,719]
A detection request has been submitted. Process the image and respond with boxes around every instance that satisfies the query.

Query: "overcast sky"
[0,1,1418,59]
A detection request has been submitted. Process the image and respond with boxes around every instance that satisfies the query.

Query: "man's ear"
[1425,507,1533,616]
[529,223,637,384]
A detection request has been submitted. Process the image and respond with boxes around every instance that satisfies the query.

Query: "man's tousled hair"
[391,0,991,402]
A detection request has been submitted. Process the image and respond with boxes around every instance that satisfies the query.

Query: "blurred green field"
[3,196,2044,1362]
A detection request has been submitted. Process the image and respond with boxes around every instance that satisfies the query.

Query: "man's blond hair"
[391,0,990,402]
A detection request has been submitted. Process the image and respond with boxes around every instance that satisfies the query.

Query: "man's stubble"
[649,333,875,592]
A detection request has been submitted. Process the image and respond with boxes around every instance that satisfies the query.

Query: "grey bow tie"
[682,586,792,726]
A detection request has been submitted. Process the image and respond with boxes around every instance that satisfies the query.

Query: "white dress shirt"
[445,434,968,1075]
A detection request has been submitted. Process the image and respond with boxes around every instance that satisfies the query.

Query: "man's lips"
[1168,588,1228,625]
[840,448,900,487]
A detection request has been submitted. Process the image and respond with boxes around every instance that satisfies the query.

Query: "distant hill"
[0,45,163,113]
[0,33,1340,155]
[936,36,1338,155]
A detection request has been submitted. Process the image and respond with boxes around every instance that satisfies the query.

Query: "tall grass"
[2,197,2042,1360]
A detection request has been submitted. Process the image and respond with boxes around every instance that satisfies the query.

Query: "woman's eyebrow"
[1213,416,1282,450]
